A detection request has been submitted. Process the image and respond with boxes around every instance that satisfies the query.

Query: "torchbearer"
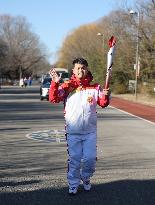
[105,36,116,89]
[49,57,110,195]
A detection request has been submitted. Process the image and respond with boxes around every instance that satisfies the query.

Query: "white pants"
[67,132,97,188]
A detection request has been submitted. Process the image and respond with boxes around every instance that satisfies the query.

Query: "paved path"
[0,87,155,205]
[110,97,155,123]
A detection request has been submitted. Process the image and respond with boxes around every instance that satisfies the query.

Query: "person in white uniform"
[49,58,110,195]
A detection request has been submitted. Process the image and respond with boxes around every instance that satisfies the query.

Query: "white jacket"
[49,74,109,134]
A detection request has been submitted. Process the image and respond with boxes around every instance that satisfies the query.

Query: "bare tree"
[0,14,49,83]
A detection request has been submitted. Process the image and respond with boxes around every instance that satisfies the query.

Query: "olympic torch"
[104,36,116,89]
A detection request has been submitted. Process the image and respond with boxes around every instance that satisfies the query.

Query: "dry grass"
[112,93,155,107]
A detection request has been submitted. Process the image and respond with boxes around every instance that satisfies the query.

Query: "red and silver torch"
[104,36,116,89]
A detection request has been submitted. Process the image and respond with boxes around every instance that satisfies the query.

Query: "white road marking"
[26,129,66,143]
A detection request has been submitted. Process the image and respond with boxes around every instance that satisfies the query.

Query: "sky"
[0,0,135,63]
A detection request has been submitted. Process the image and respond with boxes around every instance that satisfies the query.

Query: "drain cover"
[26,129,66,143]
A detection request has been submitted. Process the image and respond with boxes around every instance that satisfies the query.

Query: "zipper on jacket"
[82,108,85,130]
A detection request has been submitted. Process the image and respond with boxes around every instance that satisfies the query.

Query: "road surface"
[0,86,155,205]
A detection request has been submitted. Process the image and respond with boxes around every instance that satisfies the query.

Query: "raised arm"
[49,68,77,103]
[48,68,66,103]
[49,81,64,103]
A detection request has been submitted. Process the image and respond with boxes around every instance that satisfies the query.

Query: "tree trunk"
[19,66,22,86]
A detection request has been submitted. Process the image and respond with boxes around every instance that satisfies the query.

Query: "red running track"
[110,97,155,123]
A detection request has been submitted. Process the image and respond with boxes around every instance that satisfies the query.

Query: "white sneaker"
[68,187,78,195]
[83,180,91,191]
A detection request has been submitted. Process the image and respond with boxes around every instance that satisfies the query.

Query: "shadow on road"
[0,179,41,188]
[0,127,30,132]
[0,179,155,205]
[0,87,40,94]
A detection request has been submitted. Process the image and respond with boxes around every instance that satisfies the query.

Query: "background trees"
[0,15,50,84]
[57,23,104,82]
[0,1,154,95]
[56,0,155,94]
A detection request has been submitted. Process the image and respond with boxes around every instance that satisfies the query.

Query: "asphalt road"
[0,86,155,205]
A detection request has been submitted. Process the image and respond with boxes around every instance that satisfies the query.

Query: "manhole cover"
[26,129,66,143]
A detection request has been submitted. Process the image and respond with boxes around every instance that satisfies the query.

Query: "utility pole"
[129,10,140,100]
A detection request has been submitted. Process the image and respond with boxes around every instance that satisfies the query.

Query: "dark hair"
[72,58,88,67]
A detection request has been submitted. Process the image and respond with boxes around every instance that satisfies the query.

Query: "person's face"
[72,63,88,79]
